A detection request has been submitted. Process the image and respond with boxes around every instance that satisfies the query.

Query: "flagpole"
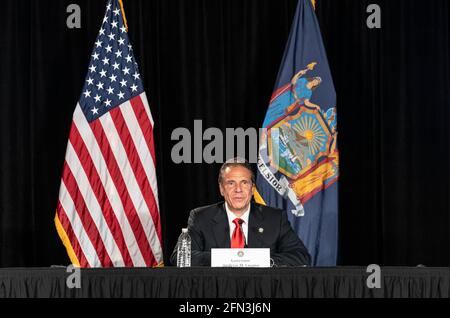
[118,0,128,31]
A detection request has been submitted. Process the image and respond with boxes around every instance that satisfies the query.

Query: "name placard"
[211,248,270,267]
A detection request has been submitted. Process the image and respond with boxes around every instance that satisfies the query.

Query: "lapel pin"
[258,227,264,233]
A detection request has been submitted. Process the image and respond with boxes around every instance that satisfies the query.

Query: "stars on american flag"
[79,2,143,122]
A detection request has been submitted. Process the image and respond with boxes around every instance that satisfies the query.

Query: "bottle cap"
[182,228,188,233]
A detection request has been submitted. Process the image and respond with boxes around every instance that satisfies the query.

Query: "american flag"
[55,0,163,267]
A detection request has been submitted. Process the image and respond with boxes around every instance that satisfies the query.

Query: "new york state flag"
[255,0,339,266]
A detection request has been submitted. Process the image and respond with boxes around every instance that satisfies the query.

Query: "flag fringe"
[55,213,81,267]
[253,188,267,205]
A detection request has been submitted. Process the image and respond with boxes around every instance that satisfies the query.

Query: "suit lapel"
[212,203,231,247]
[248,203,265,248]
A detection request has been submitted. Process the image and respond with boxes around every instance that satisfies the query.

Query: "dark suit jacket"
[170,202,311,266]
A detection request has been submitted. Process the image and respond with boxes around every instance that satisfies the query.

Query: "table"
[1,267,449,298]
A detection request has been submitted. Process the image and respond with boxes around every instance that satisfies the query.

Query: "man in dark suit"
[171,158,311,266]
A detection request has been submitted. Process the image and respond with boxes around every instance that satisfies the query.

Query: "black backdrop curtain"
[0,0,448,267]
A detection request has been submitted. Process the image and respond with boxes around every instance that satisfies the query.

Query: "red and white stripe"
[56,93,163,267]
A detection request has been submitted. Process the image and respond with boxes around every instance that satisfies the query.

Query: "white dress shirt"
[224,202,250,245]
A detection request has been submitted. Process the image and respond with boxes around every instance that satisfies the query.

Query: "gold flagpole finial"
[118,0,128,32]
[311,0,316,10]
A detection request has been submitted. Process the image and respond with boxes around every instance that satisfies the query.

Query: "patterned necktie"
[231,218,245,248]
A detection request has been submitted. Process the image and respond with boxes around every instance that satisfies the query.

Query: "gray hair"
[218,157,255,184]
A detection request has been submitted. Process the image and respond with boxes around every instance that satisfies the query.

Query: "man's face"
[219,165,254,214]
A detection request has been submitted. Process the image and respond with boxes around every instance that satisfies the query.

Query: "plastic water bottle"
[176,228,191,267]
